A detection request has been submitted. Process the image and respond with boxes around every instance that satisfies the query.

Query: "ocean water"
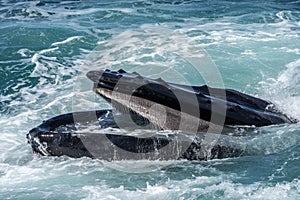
[1,0,300,199]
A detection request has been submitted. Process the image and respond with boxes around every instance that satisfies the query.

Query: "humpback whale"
[27,69,294,161]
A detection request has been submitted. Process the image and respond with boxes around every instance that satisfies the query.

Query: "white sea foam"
[81,175,300,200]
[260,58,300,120]
[30,47,59,77]
[51,36,82,46]
[241,50,256,55]
[17,48,34,57]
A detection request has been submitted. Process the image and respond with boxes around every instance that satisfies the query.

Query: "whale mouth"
[87,69,218,133]
[26,69,295,161]
[87,69,294,129]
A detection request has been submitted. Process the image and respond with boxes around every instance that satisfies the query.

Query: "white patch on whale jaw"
[95,88,228,135]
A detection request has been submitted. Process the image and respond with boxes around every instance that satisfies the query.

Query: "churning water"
[0,0,300,199]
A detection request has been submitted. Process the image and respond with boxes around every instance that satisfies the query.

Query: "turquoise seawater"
[1,0,300,199]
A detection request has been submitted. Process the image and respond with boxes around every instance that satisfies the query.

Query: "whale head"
[86,69,294,130]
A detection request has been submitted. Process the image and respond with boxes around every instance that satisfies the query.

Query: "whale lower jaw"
[27,109,245,161]
[95,87,228,135]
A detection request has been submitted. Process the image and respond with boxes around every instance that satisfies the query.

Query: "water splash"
[260,58,300,120]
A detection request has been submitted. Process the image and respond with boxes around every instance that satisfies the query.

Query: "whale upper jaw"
[87,69,294,129]
[87,69,147,91]
[87,69,214,133]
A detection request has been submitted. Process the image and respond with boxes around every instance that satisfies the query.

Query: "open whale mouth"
[87,69,294,131]
[26,69,296,161]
